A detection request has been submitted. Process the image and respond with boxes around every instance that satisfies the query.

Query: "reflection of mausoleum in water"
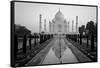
[39,9,79,35]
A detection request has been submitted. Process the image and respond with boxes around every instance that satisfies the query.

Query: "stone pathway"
[25,38,56,66]
[64,38,92,62]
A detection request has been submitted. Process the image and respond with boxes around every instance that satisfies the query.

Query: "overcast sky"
[15,2,97,33]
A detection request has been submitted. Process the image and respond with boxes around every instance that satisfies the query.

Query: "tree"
[79,25,85,34]
[15,24,31,36]
[86,21,96,51]
[86,21,95,35]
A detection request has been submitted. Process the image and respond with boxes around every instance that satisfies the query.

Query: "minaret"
[44,19,46,32]
[52,20,55,33]
[66,21,67,33]
[53,23,54,33]
[39,14,42,33]
[64,20,67,33]
[76,16,78,32]
[49,21,51,33]
[65,24,67,33]
[72,20,74,33]
[68,21,70,32]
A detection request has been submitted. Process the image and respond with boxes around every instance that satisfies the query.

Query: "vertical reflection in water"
[52,37,67,63]
[42,47,60,64]
[42,36,78,64]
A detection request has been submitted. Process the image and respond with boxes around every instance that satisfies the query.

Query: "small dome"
[64,19,67,23]
[52,19,55,23]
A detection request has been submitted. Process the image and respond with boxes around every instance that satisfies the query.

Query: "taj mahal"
[39,9,79,35]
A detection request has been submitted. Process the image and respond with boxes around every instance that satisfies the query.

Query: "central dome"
[55,9,64,20]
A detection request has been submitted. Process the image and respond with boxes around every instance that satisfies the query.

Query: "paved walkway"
[25,37,92,66]
[25,38,56,66]
[64,38,92,62]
